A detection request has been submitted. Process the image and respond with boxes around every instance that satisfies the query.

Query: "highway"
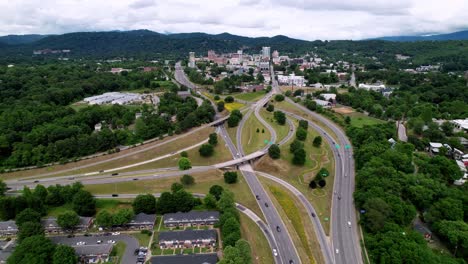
[283,98,363,264]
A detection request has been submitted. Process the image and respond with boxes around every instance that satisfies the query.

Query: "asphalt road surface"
[284,98,363,264]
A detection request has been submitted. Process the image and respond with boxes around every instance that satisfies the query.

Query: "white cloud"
[0,0,467,40]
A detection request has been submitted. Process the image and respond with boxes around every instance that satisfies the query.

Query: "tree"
[217,191,236,213]
[17,221,44,242]
[292,148,306,165]
[156,192,175,214]
[217,101,225,112]
[15,208,41,227]
[227,115,240,127]
[113,208,134,226]
[318,179,327,188]
[266,104,274,112]
[225,96,234,103]
[290,139,304,153]
[222,217,241,247]
[132,194,156,214]
[208,133,218,146]
[204,194,218,209]
[178,157,192,170]
[199,144,214,157]
[235,239,252,264]
[296,127,308,141]
[53,245,78,264]
[180,151,188,157]
[218,246,242,264]
[72,190,96,216]
[298,120,308,130]
[440,121,454,136]
[171,183,184,193]
[274,94,285,102]
[224,171,238,184]
[316,168,329,178]
[345,116,351,125]
[425,197,464,223]
[7,235,56,264]
[0,180,6,196]
[180,174,195,186]
[273,111,286,125]
[95,210,113,228]
[209,185,224,200]
[173,190,195,212]
[57,211,79,230]
[268,144,281,159]
[313,136,322,147]
[33,185,48,201]
[309,180,317,189]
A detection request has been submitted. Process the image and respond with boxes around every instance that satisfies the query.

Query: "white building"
[277,74,305,87]
[188,52,196,68]
[358,83,386,91]
[429,142,443,154]
[262,47,271,60]
[450,119,468,133]
[84,92,142,105]
[314,99,332,108]
[321,93,336,101]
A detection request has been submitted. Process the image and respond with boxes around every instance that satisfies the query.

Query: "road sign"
[324,217,329,222]
[264,139,268,144]
[335,144,340,149]
[345,144,351,149]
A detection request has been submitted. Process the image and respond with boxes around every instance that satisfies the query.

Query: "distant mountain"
[0,34,48,45]
[373,30,468,42]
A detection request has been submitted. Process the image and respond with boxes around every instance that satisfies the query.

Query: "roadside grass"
[224,102,245,112]
[234,91,266,102]
[254,118,335,233]
[132,232,152,247]
[345,112,386,127]
[111,241,126,264]
[1,126,215,180]
[262,179,319,264]
[239,213,274,264]
[259,109,290,143]
[274,100,339,142]
[84,169,264,221]
[115,136,232,173]
[225,124,238,148]
[241,113,271,155]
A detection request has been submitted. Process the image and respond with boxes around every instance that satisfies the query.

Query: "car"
[311,212,316,217]
[76,241,86,245]
[264,203,269,207]
[338,195,341,200]
[68,177,75,180]
[104,233,111,236]
[289,260,294,264]
[67,234,75,238]
[99,170,104,173]
[107,240,116,244]
[255,195,260,200]
[111,232,120,235]
[97,240,102,244]
[134,249,140,255]
[272,249,278,256]
[276,226,281,232]
[335,249,339,254]
[33,180,39,183]
[112,194,119,197]
[111,173,119,176]
[347,221,352,227]
[133,178,138,181]
[84,233,90,237]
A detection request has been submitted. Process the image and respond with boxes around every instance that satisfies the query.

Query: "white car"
[107,240,116,244]
[76,241,86,245]
[272,249,278,257]
[335,249,339,254]
[97,240,102,244]
[111,232,120,235]
[347,221,352,227]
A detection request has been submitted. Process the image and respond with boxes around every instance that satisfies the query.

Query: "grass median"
[239,213,274,264]
[241,113,271,155]
[259,108,290,143]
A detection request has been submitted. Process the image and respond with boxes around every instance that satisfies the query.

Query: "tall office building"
[261,47,271,60]
[188,52,195,68]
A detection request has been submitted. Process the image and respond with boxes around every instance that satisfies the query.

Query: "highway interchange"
[5,62,363,264]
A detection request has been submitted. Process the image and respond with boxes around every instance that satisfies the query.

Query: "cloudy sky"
[1,0,468,40]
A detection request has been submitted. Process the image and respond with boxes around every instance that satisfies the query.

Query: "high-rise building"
[272,50,279,58]
[188,52,195,68]
[261,47,271,60]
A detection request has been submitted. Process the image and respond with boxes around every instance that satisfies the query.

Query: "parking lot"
[50,234,139,264]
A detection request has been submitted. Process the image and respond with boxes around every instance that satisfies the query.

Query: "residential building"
[110,68,131,74]
[314,99,332,108]
[277,74,305,87]
[320,93,336,101]
[158,230,217,249]
[258,61,270,71]
[0,221,18,236]
[150,254,218,264]
[127,213,156,230]
[42,217,92,234]
[73,244,113,263]
[429,142,443,155]
[450,119,468,133]
[188,52,196,68]
[94,123,102,132]
[358,83,386,91]
[163,211,219,228]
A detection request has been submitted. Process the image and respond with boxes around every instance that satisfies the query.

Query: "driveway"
[50,234,139,264]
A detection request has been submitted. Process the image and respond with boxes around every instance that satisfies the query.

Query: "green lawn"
[239,213,274,264]
[95,199,132,213]
[346,112,386,127]
[132,232,152,247]
[241,113,271,154]
[47,203,74,217]
[259,109,290,143]
[254,118,335,233]
[234,91,267,102]
[111,241,126,264]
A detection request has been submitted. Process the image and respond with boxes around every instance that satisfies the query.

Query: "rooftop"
[150,254,218,264]
[73,244,113,256]
[130,213,156,225]
[158,230,217,242]
[163,211,219,223]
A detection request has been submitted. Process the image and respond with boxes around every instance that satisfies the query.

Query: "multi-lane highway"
[283,98,362,264]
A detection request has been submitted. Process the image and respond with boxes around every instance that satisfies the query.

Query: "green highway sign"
[335,144,340,149]
[345,144,351,149]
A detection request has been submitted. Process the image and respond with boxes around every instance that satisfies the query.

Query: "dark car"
[311,212,316,217]
[33,180,39,183]
[265,203,269,207]
[112,194,119,197]
[134,249,140,255]
[289,260,294,264]
[256,195,260,200]
[338,196,341,200]
[133,178,138,181]
[111,173,119,176]
[276,226,281,232]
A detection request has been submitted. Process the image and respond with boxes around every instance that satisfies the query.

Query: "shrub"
[224,171,238,184]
